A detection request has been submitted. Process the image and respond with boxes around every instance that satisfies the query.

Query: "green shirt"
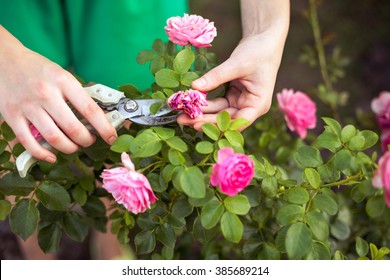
[0,0,188,89]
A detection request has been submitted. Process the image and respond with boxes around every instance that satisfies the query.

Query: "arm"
[0,25,117,162]
[178,0,290,130]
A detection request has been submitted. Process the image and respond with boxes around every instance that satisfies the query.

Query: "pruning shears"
[16,83,178,177]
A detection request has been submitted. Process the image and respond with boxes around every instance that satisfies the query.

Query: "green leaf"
[317,160,340,183]
[313,193,338,215]
[110,135,133,153]
[306,211,329,242]
[152,39,165,55]
[117,227,130,245]
[276,204,305,226]
[0,139,7,154]
[365,195,385,218]
[322,117,342,136]
[38,222,62,253]
[62,212,88,242]
[220,212,243,243]
[317,132,341,152]
[181,72,199,87]
[224,195,251,215]
[135,230,156,254]
[193,217,219,244]
[168,149,185,165]
[334,149,352,170]
[172,195,193,218]
[136,50,155,64]
[118,84,142,99]
[295,146,323,168]
[0,199,11,220]
[257,243,281,260]
[201,198,224,229]
[348,135,365,151]
[153,127,175,140]
[9,199,39,240]
[286,223,312,259]
[283,187,310,205]
[179,166,206,198]
[304,168,321,189]
[305,242,331,260]
[229,118,250,131]
[0,172,35,196]
[150,102,164,115]
[358,130,378,150]
[174,48,195,74]
[330,219,350,241]
[150,57,166,75]
[82,196,106,218]
[36,181,71,211]
[217,111,231,132]
[261,176,277,198]
[1,122,16,141]
[202,123,220,141]
[0,151,11,164]
[224,130,244,147]
[155,69,180,88]
[166,136,188,152]
[341,124,356,143]
[130,129,162,158]
[71,185,87,206]
[195,141,214,154]
[355,237,369,257]
[155,223,176,248]
[151,91,166,100]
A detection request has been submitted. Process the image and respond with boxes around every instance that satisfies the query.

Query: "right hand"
[0,26,117,163]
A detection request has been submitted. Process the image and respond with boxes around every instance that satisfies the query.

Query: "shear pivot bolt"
[124,100,138,112]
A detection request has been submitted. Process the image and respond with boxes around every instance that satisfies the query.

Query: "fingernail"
[194,77,207,88]
[108,135,117,145]
[45,156,56,163]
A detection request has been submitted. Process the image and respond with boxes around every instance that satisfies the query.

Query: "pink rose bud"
[165,14,217,48]
[30,124,43,141]
[371,91,390,130]
[168,89,207,119]
[277,89,317,139]
[101,153,157,214]
[371,151,390,207]
[210,147,255,196]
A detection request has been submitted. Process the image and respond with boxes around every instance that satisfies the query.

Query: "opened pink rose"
[371,91,390,151]
[165,14,217,48]
[371,151,390,207]
[277,89,317,139]
[101,152,157,214]
[210,147,255,196]
[168,89,207,119]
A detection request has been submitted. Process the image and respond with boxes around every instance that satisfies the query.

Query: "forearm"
[240,0,290,38]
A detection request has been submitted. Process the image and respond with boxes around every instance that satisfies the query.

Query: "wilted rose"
[101,153,157,214]
[210,147,255,196]
[277,88,317,139]
[168,89,207,119]
[371,91,390,130]
[165,14,217,48]
[371,151,390,207]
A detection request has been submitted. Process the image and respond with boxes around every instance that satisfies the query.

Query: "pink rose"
[210,147,255,196]
[30,124,43,141]
[371,91,390,130]
[380,130,390,151]
[277,89,317,139]
[371,151,390,207]
[165,14,217,48]
[168,89,207,119]
[101,153,157,214]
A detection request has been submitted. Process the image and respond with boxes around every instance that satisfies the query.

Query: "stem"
[320,173,363,189]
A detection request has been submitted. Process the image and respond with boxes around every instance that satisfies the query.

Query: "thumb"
[192,59,242,91]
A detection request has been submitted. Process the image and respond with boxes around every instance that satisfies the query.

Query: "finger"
[8,118,57,163]
[192,58,246,92]
[202,97,229,113]
[62,78,117,145]
[27,110,79,154]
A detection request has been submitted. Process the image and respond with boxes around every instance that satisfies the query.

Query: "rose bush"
[0,8,389,260]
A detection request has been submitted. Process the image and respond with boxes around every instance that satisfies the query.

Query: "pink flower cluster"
[371,91,390,151]
[371,151,390,207]
[210,147,255,196]
[101,153,157,214]
[165,14,217,48]
[277,89,317,139]
[168,89,207,119]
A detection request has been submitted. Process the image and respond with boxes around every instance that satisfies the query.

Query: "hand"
[0,27,117,163]
[177,31,285,131]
